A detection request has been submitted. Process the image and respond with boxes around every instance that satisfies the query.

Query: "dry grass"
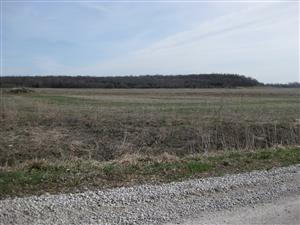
[0,87,299,166]
[0,147,299,198]
[1,87,299,197]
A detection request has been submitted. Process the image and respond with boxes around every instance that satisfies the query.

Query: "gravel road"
[168,195,300,225]
[1,165,299,225]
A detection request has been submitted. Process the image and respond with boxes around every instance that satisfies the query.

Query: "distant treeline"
[0,74,261,88]
[265,82,300,88]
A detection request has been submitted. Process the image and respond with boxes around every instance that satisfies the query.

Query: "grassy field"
[0,87,299,197]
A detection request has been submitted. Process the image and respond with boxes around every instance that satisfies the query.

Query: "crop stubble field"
[0,87,299,197]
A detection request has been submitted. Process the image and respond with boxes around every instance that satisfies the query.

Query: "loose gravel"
[1,165,299,225]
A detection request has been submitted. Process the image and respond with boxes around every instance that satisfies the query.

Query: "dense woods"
[0,74,261,88]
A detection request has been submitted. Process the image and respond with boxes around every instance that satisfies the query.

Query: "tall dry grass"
[0,88,299,166]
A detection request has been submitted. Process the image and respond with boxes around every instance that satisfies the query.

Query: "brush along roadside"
[0,146,299,199]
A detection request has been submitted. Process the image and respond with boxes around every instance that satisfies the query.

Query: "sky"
[1,0,299,83]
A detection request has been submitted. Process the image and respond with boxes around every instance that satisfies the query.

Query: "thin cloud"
[3,1,299,82]
[80,2,298,83]
[78,2,110,14]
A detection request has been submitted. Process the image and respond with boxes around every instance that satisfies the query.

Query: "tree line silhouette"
[0,74,262,88]
[265,82,300,88]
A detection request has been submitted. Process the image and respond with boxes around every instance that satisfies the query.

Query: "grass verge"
[0,147,299,199]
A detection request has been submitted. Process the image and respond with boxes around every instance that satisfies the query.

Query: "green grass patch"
[0,147,299,199]
[0,168,64,196]
[186,161,211,173]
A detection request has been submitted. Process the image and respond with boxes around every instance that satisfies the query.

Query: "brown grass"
[0,87,299,166]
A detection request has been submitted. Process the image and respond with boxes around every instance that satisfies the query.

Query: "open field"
[0,87,299,197]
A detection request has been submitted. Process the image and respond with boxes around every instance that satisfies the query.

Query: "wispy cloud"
[3,1,299,82]
[80,2,298,83]
[78,2,110,14]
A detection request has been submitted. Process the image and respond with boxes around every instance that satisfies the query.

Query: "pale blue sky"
[1,0,299,83]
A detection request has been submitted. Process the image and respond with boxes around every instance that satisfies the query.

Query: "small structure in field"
[8,87,34,94]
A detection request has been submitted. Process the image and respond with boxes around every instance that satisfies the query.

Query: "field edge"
[1,146,299,199]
